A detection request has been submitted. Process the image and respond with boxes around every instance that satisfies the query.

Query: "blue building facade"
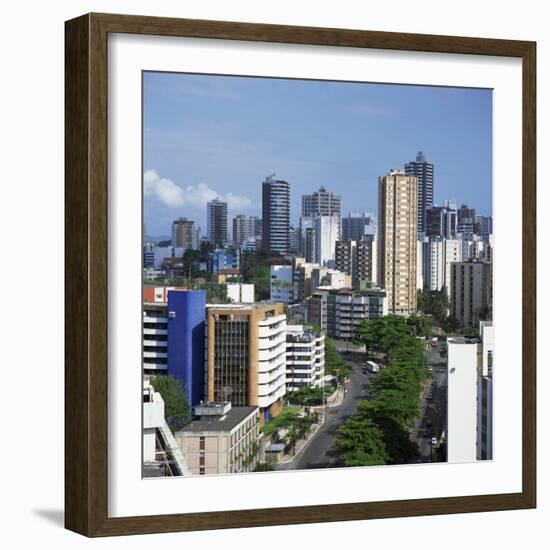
[166,290,207,407]
[210,249,240,273]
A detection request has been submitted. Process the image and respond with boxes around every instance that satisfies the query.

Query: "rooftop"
[177,406,258,434]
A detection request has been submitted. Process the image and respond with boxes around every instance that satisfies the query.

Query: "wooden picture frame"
[65,12,536,537]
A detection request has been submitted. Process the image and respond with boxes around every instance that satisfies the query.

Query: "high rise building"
[475,215,493,241]
[206,303,287,423]
[449,260,492,326]
[232,214,261,245]
[314,215,339,267]
[262,175,290,254]
[405,151,434,234]
[342,212,377,241]
[299,216,316,262]
[335,237,377,287]
[207,198,228,247]
[378,169,418,315]
[422,237,445,291]
[426,205,458,239]
[302,186,341,221]
[171,217,200,250]
[457,204,477,241]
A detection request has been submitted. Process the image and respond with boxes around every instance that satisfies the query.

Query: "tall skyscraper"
[171,217,199,250]
[206,198,228,247]
[341,211,377,241]
[262,174,290,254]
[426,205,457,239]
[314,215,339,267]
[405,151,434,235]
[335,238,377,287]
[302,186,341,220]
[457,203,476,241]
[378,169,418,315]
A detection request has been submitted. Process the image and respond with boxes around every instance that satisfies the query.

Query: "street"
[411,340,448,462]
[277,346,372,471]
[277,338,448,470]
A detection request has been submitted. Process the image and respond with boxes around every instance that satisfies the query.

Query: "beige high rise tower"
[378,169,418,315]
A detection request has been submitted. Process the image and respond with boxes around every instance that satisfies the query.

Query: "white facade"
[142,307,168,372]
[417,239,424,290]
[314,215,339,267]
[311,266,350,292]
[447,337,479,463]
[443,239,462,295]
[257,314,288,409]
[285,325,325,391]
[308,288,387,339]
[226,283,255,303]
[270,265,294,303]
[421,237,463,294]
[143,380,166,463]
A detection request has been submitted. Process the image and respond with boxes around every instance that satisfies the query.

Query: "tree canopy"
[149,374,190,433]
[336,315,429,466]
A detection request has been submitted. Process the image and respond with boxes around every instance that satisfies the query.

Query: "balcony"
[143,350,168,359]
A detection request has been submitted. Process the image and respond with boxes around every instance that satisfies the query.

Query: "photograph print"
[142,71,493,478]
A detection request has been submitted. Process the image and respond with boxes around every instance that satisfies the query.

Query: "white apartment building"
[447,321,494,463]
[226,283,255,303]
[314,215,339,267]
[285,325,325,392]
[447,336,479,463]
[308,287,387,340]
[270,264,294,303]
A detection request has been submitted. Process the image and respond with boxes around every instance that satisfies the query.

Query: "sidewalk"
[277,418,325,464]
[278,386,345,465]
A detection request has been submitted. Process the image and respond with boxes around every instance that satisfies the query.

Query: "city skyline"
[143,72,492,237]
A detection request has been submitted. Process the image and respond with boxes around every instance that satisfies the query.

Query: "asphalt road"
[412,341,448,462]
[278,349,372,471]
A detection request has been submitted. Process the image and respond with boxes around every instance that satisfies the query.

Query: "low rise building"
[308,287,387,340]
[285,325,325,391]
[270,264,294,303]
[176,402,260,475]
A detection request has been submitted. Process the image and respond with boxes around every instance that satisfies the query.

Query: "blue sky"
[143,72,492,237]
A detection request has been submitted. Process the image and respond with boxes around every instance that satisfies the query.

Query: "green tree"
[336,416,389,466]
[149,375,190,433]
[324,337,353,380]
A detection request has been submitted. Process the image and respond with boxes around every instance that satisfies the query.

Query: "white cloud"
[144,170,185,207]
[144,170,254,211]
